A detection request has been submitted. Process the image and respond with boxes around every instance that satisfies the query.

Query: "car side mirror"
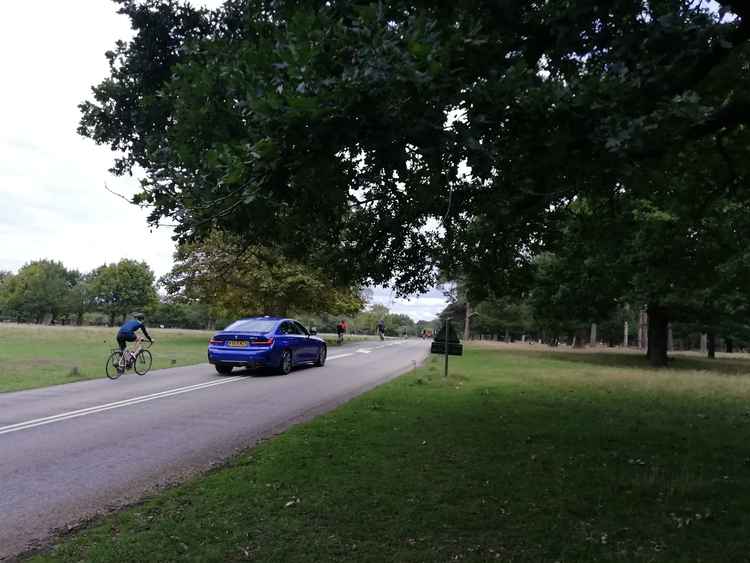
[310,328,317,335]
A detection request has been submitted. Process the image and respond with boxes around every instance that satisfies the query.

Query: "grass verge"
[0,324,212,392]
[27,345,750,562]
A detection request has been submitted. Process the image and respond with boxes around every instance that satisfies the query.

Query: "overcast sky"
[0,0,447,321]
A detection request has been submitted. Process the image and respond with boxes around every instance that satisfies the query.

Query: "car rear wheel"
[314,345,327,367]
[215,363,233,375]
[278,350,292,375]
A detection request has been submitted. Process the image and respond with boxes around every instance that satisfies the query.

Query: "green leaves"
[88,260,158,324]
[161,231,365,318]
[79,0,750,297]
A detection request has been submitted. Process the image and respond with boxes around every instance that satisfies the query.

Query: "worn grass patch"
[27,346,750,562]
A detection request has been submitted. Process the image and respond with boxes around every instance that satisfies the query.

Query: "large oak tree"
[81,1,750,363]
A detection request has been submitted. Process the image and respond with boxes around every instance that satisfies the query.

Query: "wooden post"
[667,323,674,352]
[700,333,707,353]
[590,323,598,347]
[444,318,450,378]
[623,321,629,347]
[464,302,471,342]
[638,310,648,351]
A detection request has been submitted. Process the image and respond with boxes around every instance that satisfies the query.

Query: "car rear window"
[224,319,278,333]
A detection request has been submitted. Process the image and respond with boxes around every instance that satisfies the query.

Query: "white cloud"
[0,0,181,277]
[369,286,448,321]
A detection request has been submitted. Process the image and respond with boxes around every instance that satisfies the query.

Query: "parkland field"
[0,324,212,392]
[27,343,750,562]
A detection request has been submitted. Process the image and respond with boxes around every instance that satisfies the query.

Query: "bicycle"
[106,338,153,380]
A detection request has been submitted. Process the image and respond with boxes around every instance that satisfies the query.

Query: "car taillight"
[253,338,274,346]
[209,338,223,345]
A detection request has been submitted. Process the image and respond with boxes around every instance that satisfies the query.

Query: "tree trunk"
[647,304,669,367]
[109,312,116,327]
[726,337,734,354]
[707,332,716,359]
[573,328,586,348]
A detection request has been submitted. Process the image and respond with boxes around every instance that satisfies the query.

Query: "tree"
[80,2,748,293]
[145,299,217,330]
[0,271,13,319]
[62,271,91,326]
[89,260,158,325]
[161,231,365,320]
[1,261,74,323]
[529,177,750,365]
[80,1,750,365]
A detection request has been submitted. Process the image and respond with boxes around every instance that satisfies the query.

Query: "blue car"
[208,317,327,375]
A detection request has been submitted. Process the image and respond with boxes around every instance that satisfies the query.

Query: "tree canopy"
[0,261,78,323]
[81,1,748,295]
[80,0,750,364]
[160,230,365,318]
[88,259,159,325]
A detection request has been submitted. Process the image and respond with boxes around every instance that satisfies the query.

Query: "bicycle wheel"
[134,349,152,375]
[106,351,124,380]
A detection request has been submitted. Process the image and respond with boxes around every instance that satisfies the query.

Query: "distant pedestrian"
[336,320,345,344]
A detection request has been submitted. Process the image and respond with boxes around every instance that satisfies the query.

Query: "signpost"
[430,317,463,378]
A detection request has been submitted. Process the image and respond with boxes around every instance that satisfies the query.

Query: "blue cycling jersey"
[118,319,144,335]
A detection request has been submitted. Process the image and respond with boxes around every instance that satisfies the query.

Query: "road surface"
[0,339,429,560]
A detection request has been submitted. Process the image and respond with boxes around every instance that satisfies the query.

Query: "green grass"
[27,345,750,562]
[0,323,214,392]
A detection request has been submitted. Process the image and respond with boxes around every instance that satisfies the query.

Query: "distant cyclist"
[336,320,345,344]
[117,312,153,354]
[377,319,386,340]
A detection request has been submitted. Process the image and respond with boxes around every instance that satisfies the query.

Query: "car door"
[275,321,295,363]
[294,321,318,360]
[280,321,306,363]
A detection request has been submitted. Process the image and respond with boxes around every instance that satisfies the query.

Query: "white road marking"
[356,349,372,354]
[0,377,245,436]
[327,353,354,360]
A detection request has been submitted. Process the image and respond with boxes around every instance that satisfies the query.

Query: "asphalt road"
[0,338,429,560]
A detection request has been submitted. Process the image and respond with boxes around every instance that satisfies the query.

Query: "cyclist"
[377,319,386,340]
[117,312,153,360]
[336,320,345,344]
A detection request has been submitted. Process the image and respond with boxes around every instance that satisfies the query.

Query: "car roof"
[236,316,286,321]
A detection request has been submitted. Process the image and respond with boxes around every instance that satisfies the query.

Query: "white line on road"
[327,353,355,360]
[0,377,245,436]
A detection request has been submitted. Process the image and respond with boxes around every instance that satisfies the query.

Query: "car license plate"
[228,340,249,347]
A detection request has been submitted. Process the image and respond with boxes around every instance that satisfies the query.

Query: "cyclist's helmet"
[133,312,145,320]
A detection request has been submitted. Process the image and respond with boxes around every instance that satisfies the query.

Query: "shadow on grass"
[506,348,750,375]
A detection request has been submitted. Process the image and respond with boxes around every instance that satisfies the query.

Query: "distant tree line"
[0,259,157,326]
[298,303,430,338]
[443,282,750,358]
[0,256,431,333]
